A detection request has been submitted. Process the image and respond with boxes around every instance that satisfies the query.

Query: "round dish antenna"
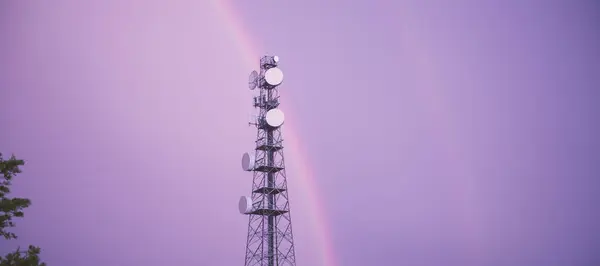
[241,152,255,171]
[265,109,285,128]
[248,70,258,90]
[273,55,280,63]
[264,67,284,86]
[238,196,253,214]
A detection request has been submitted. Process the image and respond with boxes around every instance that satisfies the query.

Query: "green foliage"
[0,246,46,266]
[0,153,45,266]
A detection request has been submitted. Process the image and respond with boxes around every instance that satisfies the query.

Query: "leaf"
[0,153,45,265]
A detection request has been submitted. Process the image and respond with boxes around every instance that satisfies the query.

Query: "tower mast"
[239,55,297,266]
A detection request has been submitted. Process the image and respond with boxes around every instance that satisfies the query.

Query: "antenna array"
[239,55,297,266]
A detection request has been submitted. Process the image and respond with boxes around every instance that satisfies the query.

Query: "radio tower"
[239,55,297,266]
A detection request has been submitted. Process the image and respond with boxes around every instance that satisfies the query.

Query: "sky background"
[1,0,599,265]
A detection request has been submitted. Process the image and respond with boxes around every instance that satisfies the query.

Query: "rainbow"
[212,1,485,264]
[211,1,338,265]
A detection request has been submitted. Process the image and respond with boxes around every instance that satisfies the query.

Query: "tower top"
[248,55,284,91]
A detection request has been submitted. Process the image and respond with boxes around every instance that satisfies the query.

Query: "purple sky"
[1,0,599,265]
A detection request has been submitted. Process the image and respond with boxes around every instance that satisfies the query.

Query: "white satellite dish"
[273,55,280,63]
[265,109,285,128]
[241,152,255,171]
[264,67,284,86]
[238,196,253,214]
[248,70,258,90]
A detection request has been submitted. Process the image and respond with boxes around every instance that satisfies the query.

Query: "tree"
[0,153,45,266]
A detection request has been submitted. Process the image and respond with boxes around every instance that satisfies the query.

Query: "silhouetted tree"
[0,153,45,266]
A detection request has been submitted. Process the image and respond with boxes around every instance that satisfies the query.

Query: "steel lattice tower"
[238,55,296,266]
